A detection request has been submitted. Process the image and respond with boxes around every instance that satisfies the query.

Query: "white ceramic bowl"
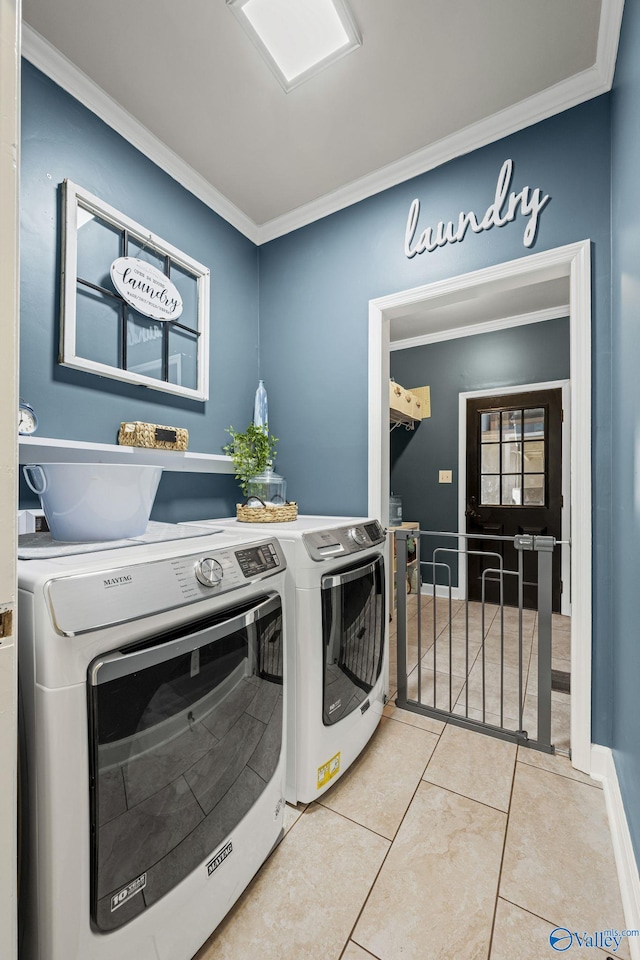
[23,463,163,542]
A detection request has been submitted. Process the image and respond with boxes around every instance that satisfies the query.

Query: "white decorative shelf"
[19,436,235,475]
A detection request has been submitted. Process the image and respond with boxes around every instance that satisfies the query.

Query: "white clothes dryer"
[18,525,288,960]
[188,516,388,804]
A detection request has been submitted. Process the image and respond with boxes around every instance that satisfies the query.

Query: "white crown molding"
[22,0,624,246]
[259,68,615,243]
[21,24,261,245]
[591,745,640,960]
[259,0,624,243]
[596,0,626,89]
[390,304,571,352]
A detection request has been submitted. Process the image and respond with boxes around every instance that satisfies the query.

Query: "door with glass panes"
[466,389,562,611]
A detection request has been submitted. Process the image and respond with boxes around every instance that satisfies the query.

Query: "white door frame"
[0,1,21,957]
[458,379,571,618]
[368,239,592,773]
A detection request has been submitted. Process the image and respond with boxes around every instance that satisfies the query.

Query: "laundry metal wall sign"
[110,257,183,321]
[404,159,551,259]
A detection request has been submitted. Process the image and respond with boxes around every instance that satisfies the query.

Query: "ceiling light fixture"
[227,0,361,93]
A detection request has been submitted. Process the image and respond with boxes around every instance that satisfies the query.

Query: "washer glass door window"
[88,593,283,931]
[321,554,385,726]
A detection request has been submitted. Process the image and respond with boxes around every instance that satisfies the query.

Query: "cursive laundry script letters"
[404,159,550,259]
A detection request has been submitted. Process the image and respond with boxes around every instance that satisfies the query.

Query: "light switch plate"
[439,470,453,484]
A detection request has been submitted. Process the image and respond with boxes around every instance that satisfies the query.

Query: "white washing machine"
[18,524,288,960]
[187,516,388,804]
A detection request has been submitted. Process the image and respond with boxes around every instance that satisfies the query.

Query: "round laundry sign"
[110,257,183,322]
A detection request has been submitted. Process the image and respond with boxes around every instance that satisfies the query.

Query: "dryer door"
[321,554,385,725]
[87,592,283,931]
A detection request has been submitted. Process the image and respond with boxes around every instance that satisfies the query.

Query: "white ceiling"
[22,0,622,243]
[389,276,570,347]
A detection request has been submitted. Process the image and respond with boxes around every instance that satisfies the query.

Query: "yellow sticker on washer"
[317,751,341,789]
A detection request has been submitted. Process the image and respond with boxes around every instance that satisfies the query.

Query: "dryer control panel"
[303,520,385,561]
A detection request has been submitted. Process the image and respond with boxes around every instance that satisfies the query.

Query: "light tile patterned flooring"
[194,712,628,960]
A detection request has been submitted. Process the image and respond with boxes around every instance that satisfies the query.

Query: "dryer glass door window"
[87,593,283,931]
[321,554,385,726]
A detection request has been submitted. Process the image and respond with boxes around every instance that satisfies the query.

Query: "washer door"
[87,592,283,931]
[321,554,385,725]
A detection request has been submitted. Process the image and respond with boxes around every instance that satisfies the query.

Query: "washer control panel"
[45,538,285,636]
[303,519,385,561]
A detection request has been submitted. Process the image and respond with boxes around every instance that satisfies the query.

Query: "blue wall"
[259,98,612,745]
[389,318,570,565]
[20,61,259,520]
[611,1,640,861]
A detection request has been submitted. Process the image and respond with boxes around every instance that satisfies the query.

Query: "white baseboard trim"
[591,745,640,959]
[420,583,463,601]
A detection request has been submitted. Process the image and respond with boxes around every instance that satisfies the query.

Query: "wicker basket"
[118,421,189,451]
[236,500,298,523]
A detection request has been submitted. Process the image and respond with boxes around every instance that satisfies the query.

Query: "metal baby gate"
[393,528,565,753]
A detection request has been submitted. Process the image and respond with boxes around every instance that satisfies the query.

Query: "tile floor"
[194,709,629,960]
[194,603,629,960]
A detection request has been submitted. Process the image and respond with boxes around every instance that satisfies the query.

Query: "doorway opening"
[368,240,591,772]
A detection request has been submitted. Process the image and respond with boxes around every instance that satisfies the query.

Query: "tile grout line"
[420,776,513,816]
[485,747,519,960]
[337,938,381,960]
[497,894,582,940]
[495,894,618,956]
[515,755,603,790]
[316,713,446,843]
[337,723,447,960]
[313,800,400,846]
[496,896,612,960]
[383,712,446,736]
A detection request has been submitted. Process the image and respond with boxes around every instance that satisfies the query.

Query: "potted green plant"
[223,423,279,497]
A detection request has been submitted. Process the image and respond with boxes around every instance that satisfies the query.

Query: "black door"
[466,389,563,611]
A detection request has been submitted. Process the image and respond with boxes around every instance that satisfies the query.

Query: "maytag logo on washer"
[110,873,147,912]
[103,575,133,589]
[207,841,233,876]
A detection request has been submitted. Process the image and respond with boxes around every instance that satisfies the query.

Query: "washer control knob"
[348,526,367,547]
[195,557,223,587]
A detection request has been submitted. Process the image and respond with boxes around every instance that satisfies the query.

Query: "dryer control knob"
[348,526,367,547]
[195,557,224,587]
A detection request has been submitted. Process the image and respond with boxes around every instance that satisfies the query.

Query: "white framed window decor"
[60,180,210,401]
